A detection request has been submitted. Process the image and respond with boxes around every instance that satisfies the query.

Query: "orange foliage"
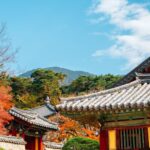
[0,86,13,134]
[48,114,99,143]
[82,128,99,141]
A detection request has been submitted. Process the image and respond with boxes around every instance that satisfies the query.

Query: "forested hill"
[20,67,94,85]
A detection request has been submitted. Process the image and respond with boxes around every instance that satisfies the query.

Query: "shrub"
[62,137,99,150]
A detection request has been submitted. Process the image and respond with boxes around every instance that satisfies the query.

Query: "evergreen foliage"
[62,137,99,150]
[10,69,65,108]
[20,67,93,85]
[62,74,122,96]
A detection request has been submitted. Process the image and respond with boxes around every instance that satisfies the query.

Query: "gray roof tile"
[0,135,26,145]
[9,107,58,130]
[44,141,63,149]
[56,79,150,112]
[30,104,56,117]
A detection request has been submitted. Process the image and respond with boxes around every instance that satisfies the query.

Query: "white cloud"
[92,50,106,57]
[91,0,150,70]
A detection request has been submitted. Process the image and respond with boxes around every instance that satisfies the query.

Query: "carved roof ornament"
[45,96,50,104]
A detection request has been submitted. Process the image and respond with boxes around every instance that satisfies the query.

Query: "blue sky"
[0,0,150,75]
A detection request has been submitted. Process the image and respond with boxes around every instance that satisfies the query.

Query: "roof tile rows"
[44,141,63,149]
[30,103,56,117]
[9,107,58,130]
[56,79,150,112]
[0,135,26,145]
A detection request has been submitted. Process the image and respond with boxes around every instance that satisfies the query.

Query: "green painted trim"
[104,119,150,128]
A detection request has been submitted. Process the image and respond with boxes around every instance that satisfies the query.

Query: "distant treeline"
[61,74,122,96]
[0,69,122,109]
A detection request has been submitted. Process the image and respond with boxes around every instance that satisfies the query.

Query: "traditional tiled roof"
[113,57,150,87]
[56,79,150,112]
[30,103,56,117]
[44,141,63,149]
[9,107,58,130]
[135,72,150,80]
[0,135,26,145]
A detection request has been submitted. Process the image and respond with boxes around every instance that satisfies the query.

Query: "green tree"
[61,74,122,96]
[10,77,32,96]
[31,69,65,105]
[9,69,65,108]
[0,72,10,86]
[62,137,99,150]
[10,77,33,108]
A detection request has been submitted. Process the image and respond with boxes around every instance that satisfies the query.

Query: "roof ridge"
[38,115,58,125]
[46,103,55,110]
[29,103,56,112]
[113,57,150,87]
[29,105,45,110]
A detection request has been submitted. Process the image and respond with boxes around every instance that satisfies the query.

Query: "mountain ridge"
[19,67,95,85]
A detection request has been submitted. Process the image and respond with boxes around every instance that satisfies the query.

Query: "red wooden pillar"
[39,137,44,150]
[9,129,17,136]
[21,132,25,139]
[100,129,108,150]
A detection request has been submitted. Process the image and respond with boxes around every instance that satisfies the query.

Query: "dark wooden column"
[100,129,108,150]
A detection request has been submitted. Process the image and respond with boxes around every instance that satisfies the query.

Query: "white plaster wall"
[0,142,25,150]
[45,147,61,150]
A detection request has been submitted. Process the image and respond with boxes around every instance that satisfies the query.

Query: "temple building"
[30,97,57,118]
[8,99,58,150]
[56,57,150,150]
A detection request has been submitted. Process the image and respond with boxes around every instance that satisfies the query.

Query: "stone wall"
[44,142,63,150]
[0,136,26,150]
[0,142,25,150]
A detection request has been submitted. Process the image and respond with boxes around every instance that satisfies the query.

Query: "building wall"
[0,142,25,150]
[45,148,62,150]
[100,126,150,150]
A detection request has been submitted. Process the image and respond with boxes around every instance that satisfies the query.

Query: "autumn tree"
[0,84,13,134]
[47,114,99,143]
[0,24,14,134]
[0,24,16,70]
